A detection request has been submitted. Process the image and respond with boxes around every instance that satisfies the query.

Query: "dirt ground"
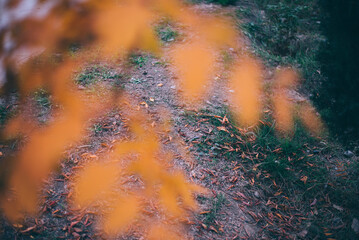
[1,2,358,240]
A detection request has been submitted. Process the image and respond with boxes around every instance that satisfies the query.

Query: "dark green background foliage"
[247,0,320,57]
[238,0,322,94]
[253,0,317,56]
[207,0,237,6]
[238,0,359,141]
[315,0,359,140]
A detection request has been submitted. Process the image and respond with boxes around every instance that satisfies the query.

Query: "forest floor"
[1,2,359,240]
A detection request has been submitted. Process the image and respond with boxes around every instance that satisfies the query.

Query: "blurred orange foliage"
[230,57,263,127]
[273,68,298,133]
[171,41,215,102]
[0,0,323,238]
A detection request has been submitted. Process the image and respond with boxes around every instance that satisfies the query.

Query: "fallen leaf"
[333,204,344,211]
[20,226,36,233]
[200,211,210,214]
[140,102,148,108]
[310,198,317,206]
[274,191,282,196]
[209,226,218,233]
[217,126,229,133]
[72,232,80,237]
[300,176,308,184]
[73,227,82,233]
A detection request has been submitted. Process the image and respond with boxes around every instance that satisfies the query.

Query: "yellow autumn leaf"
[194,16,236,48]
[159,172,202,216]
[230,57,263,127]
[148,224,183,240]
[298,102,323,136]
[171,41,215,102]
[74,162,119,207]
[102,196,140,235]
[94,1,157,54]
[273,68,298,133]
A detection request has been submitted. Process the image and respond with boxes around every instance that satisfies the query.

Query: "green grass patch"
[33,89,53,123]
[90,123,103,134]
[76,65,120,86]
[34,89,52,110]
[155,22,178,43]
[128,54,148,68]
[203,193,226,224]
[0,105,14,126]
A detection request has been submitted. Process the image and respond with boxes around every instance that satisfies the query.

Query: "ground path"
[1,2,358,240]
